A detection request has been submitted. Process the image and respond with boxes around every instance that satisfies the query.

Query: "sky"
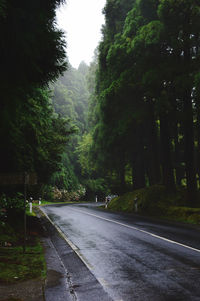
[56,0,106,69]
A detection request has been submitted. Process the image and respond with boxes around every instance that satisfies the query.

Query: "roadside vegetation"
[107,185,200,225]
[0,239,46,283]
[1,1,200,276]
[0,209,46,283]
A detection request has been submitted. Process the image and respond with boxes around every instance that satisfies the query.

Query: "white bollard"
[105,197,108,209]
[135,202,138,212]
[29,202,32,213]
[134,197,138,213]
[95,195,98,203]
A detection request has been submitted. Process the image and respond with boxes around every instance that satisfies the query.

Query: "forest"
[1,0,200,210]
[86,0,200,207]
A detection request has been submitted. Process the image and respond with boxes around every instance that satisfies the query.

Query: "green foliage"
[0,88,74,187]
[52,185,86,201]
[84,178,110,200]
[0,240,46,283]
[108,185,168,213]
[40,185,54,201]
[50,153,78,191]
[0,0,6,17]
[51,63,91,190]
[0,193,24,211]
[0,214,46,283]
[108,185,200,224]
[0,0,68,197]
[0,0,66,87]
[76,133,94,176]
[52,65,89,133]
[87,0,200,205]
[167,206,200,224]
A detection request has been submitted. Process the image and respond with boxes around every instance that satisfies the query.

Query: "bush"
[108,185,169,214]
[40,185,54,201]
[0,193,24,224]
[107,185,200,224]
[167,206,200,224]
[52,185,86,201]
[83,178,110,201]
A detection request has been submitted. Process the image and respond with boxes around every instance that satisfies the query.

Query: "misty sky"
[56,0,106,69]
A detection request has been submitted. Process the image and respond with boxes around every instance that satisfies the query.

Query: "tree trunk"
[173,122,183,187]
[196,109,200,187]
[182,37,197,205]
[132,126,146,190]
[118,154,126,193]
[160,113,175,191]
[145,101,161,185]
[183,94,197,205]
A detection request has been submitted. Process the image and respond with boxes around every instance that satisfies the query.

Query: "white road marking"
[41,208,94,270]
[68,207,200,254]
[97,277,110,287]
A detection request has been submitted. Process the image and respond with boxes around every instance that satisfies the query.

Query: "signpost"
[23,172,28,253]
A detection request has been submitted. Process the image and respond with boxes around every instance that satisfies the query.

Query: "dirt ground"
[0,278,45,301]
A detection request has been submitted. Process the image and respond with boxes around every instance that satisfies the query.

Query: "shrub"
[0,193,24,224]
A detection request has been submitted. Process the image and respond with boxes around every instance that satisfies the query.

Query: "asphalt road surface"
[42,203,200,301]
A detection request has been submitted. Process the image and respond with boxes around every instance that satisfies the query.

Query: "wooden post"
[23,172,28,253]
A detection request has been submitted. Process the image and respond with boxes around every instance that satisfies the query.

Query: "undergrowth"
[0,215,46,283]
[107,185,200,225]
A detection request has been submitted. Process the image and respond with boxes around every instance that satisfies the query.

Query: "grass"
[166,206,200,224]
[0,214,46,284]
[32,200,74,206]
[0,241,46,283]
[107,185,200,225]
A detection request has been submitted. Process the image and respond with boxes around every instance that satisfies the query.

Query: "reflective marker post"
[134,196,138,213]
[29,202,32,213]
[105,196,108,209]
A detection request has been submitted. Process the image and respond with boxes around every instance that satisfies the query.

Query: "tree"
[89,0,200,206]
[51,64,90,190]
[0,0,68,191]
[158,0,200,203]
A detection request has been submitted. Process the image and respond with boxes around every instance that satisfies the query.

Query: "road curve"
[42,202,200,301]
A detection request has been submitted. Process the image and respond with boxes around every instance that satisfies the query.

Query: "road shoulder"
[36,207,112,301]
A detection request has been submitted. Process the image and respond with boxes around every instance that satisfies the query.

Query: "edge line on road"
[69,207,200,254]
[40,208,94,270]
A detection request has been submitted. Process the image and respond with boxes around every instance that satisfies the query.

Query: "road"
[42,202,200,301]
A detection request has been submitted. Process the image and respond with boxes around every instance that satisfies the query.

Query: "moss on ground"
[166,206,200,224]
[107,185,200,225]
[0,215,46,283]
[33,200,74,206]
[0,242,46,283]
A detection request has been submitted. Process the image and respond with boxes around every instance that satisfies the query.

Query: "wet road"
[42,203,200,301]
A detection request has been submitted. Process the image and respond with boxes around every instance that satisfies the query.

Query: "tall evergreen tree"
[0,0,68,189]
[90,0,200,206]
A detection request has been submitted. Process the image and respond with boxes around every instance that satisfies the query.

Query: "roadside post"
[95,195,98,203]
[105,196,108,209]
[29,201,32,213]
[29,196,33,214]
[39,198,41,205]
[134,196,138,213]
[23,172,28,253]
